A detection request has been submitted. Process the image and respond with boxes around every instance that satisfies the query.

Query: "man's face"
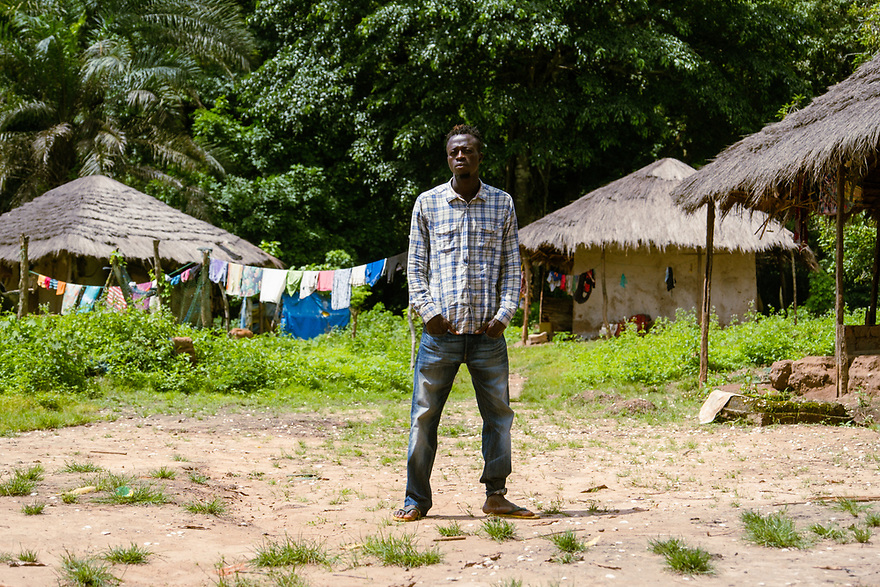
[446,134,483,178]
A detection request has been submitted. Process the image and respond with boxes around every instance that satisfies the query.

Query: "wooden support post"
[699,202,715,386]
[17,234,28,319]
[219,282,230,331]
[791,249,798,326]
[199,248,212,328]
[601,246,609,335]
[835,167,847,397]
[867,220,880,326]
[521,261,532,345]
[152,239,163,311]
[110,252,133,306]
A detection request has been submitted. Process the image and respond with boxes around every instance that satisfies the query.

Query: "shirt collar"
[445,179,486,203]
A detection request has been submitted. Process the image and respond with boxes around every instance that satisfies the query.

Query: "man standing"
[394,124,536,522]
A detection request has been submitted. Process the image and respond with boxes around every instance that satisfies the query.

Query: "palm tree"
[0,0,255,213]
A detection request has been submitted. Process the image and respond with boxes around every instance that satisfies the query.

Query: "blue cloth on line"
[78,286,103,312]
[280,292,350,340]
[364,259,386,287]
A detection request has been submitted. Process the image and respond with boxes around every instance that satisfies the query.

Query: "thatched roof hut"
[672,53,880,215]
[0,175,282,268]
[521,158,793,256]
[670,53,880,395]
[519,158,795,338]
[0,175,281,318]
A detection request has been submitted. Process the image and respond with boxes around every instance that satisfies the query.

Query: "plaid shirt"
[408,180,521,333]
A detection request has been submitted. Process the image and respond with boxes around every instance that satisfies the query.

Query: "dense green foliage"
[0,304,411,397]
[560,309,841,387]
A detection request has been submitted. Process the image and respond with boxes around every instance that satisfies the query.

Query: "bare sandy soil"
[1,393,880,587]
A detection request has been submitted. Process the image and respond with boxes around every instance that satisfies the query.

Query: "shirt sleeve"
[407,196,440,322]
[494,200,522,326]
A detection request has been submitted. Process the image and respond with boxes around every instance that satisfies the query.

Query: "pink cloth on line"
[316,270,334,291]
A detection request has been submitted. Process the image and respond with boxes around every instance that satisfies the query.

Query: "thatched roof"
[519,158,795,258]
[0,175,283,267]
[672,53,880,214]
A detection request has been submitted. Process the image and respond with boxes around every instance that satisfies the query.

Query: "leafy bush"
[0,304,412,399]
[569,309,845,388]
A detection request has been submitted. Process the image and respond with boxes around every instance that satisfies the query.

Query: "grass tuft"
[187,471,209,485]
[60,461,103,474]
[18,549,39,563]
[741,510,807,549]
[437,521,466,537]
[851,525,872,543]
[97,483,169,505]
[182,497,227,516]
[21,501,46,515]
[361,533,442,567]
[548,530,588,554]
[149,466,176,480]
[59,552,119,586]
[0,464,44,496]
[810,522,849,543]
[649,537,714,575]
[102,543,152,565]
[482,517,517,542]
[251,535,332,568]
[831,497,872,517]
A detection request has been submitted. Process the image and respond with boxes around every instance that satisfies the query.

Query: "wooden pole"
[867,220,880,326]
[791,249,798,326]
[699,202,715,386]
[835,167,847,397]
[601,246,609,335]
[152,239,163,311]
[17,234,28,319]
[199,248,212,328]
[521,261,532,344]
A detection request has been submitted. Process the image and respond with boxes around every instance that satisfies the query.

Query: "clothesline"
[27,251,407,314]
[210,252,407,311]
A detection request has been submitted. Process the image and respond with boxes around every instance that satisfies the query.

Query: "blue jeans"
[404,331,513,515]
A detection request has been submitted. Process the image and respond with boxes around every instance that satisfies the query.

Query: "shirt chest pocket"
[476,222,499,251]
[435,225,457,254]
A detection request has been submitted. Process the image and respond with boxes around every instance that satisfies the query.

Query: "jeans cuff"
[486,488,507,497]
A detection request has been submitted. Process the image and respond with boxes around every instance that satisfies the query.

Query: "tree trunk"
[199,249,211,328]
[521,261,532,344]
[153,239,163,311]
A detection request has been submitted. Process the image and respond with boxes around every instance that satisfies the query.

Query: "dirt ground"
[2,390,880,587]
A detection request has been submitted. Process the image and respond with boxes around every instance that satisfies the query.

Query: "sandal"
[392,504,423,522]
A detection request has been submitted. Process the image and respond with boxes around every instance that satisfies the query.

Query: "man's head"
[446,124,484,179]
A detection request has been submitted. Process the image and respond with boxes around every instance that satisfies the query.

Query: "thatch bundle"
[519,158,794,257]
[0,175,282,267]
[672,53,880,214]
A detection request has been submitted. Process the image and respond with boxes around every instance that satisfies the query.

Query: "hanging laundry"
[574,270,595,304]
[286,270,304,296]
[35,274,50,289]
[260,268,288,304]
[240,266,263,297]
[665,267,676,291]
[239,297,252,330]
[56,281,67,296]
[316,270,334,291]
[300,271,319,298]
[181,268,192,282]
[226,262,244,296]
[49,279,58,290]
[61,284,83,315]
[78,286,103,312]
[332,268,352,310]
[350,264,367,287]
[364,259,385,287]
[106,286,127,311]
[209,258,228,284]
[547,271,562,292]
[620,274,627,288]
[383,253,407,283]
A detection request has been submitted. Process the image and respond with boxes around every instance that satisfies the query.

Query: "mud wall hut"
[519,158,796,337]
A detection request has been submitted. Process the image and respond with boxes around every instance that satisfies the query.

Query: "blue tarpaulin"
[280,292,350,339]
